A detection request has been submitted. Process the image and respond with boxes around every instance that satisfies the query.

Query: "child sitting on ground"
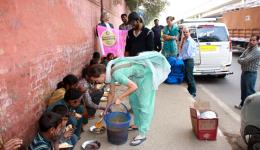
[47,88,84,137]
[47,74,79,106]
[52,105,78,149]
[89,51,101,65]
[28,112,63,150]
[102,53,114,66]
[79,66,106,119]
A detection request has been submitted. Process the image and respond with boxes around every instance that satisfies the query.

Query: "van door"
[189,27,201,65]
[196,25,231,71]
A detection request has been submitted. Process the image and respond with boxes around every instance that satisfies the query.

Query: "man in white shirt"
[179,27,197,97]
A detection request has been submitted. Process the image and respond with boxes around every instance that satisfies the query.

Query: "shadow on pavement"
[195,76,229,84]
[223,131,247,150]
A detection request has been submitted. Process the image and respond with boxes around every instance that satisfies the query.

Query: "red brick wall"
[0,0,127,145]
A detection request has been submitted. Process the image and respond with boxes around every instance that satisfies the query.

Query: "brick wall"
[0,0,127,145]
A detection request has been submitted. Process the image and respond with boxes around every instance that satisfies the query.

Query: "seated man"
[48,88,84,137]
[28,112,63,150]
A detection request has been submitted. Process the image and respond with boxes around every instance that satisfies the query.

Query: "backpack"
[165,57,184,84]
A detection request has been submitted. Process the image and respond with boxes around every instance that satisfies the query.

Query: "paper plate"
[81,140,101,150]
[100,97,108,102]
[59,142,73,149]
[114,82,120,86]
[103,91,109,97]
[105,88,110,92]
[96,84,105,89]
[89,125,106,134]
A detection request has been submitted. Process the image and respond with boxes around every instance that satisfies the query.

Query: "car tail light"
[229,37,232,51]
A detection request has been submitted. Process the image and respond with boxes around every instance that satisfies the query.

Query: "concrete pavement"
[75,84,231,150]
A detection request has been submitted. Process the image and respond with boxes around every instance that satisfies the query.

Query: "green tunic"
[111,61,156,136]
[162,24,179,57]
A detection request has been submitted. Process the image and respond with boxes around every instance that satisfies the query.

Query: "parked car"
[181,19,233,78]
[241,92,260,150]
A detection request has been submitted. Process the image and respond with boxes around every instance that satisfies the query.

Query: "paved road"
[76,85,231,150]
[196,53,260,110]
[194,53,260,149]
[75,54,259,150]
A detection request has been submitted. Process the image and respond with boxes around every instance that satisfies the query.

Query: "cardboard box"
[190,100,218,140]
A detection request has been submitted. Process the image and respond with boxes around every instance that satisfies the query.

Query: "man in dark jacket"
[125,12,154,56]
[151,19,163,52]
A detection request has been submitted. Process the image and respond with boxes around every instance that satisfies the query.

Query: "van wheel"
[243,126,260,145]
[248,142,260,150]
[217,75,226,78]
[248,134,260,150]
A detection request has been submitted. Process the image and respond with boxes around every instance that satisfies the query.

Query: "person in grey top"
[119,14,132,30]
[79,66,106,118]
[235,35,260,109]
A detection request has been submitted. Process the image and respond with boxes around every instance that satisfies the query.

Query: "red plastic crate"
[190,108,218,140]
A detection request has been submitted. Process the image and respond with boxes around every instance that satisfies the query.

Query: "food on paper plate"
[89,125,106,134]
[103,91,109,97]
[59,142,73,149]
[96,84,104,89]
[75,113,82,118]
[81,140,101,150]
[100,97,108,102]
[65,124,73,131]
[114,82,120,86]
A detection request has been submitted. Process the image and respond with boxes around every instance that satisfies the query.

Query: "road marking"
[199,85,240,122]
[218,128,224,137]
[186,94,224,137]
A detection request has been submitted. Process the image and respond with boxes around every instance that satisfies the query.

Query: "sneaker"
[234,105,242,110]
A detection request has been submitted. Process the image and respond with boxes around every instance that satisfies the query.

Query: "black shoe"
[234,105,242,110]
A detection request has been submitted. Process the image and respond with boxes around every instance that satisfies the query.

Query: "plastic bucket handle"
[106,103,129,114]
[104,103,131,128]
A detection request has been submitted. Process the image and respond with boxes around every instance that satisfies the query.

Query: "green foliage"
[125,0,139,11]
[125,0,168,24]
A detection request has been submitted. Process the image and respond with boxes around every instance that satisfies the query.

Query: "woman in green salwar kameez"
[162,16,179,57]
[87,51,170,146]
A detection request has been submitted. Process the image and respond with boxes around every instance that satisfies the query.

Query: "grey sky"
[158,0,238,25]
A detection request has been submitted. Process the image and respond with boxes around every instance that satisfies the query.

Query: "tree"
[125,0,139,11]
[125,0,168,24]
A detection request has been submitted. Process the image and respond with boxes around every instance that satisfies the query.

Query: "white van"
[181,20,233,77]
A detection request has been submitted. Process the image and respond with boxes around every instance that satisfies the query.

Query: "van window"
[189,28,198,42]
[197,25,228,42]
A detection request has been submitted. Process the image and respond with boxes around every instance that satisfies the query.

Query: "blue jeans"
[184,59,196,96]
[70,134,78,146]
[68,105,84,137]
[65,134,78,150]
[240,71,257,106]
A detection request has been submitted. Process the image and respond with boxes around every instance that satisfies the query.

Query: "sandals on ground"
[130,135,146,146]
[128,125,138,131]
